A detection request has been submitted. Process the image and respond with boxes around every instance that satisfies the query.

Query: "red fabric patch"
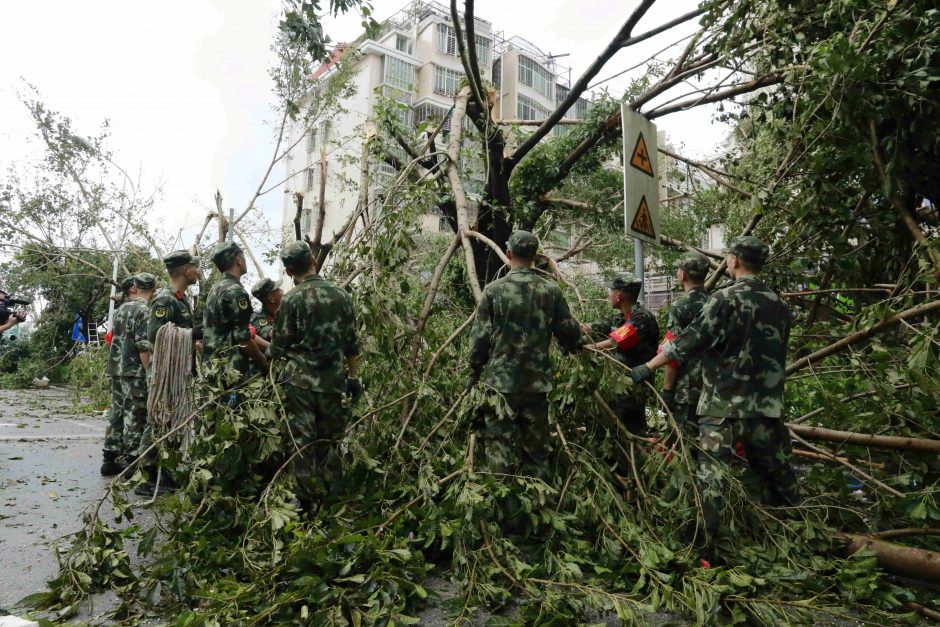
[105,330,113,346]
[734,441,746,457]
[608,322,639,351]
[657,329,679,369]
[249,324,257,339]
[175,291,183,300]
[700,559,712,569]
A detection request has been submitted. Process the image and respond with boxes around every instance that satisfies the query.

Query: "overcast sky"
[0,0,728,259]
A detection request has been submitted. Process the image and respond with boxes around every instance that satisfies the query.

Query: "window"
[413,101,451,130]
[306,122,330,154]
[517,94,550,121]
[474,35,491,66]
[306,130,316,154]
[395,34,413,55]
[492,58,501,88]
[518,55,554,99]
[304,167,317,191]
[383,55,416,92]
[437,23,490,66]
[433,65,463,97]
[437,23,457,55]
[303,207,313,232]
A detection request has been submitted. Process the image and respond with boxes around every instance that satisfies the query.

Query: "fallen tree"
[838,533,940,583]
[787,424,940,455]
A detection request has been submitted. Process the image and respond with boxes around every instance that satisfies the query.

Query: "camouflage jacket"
[666,287,708,405]
[148,287,194,345]
[270,274,359,393]
[468,267,582,394]
[107,302,130,376]
[588,305,659,369]
[250,309,276,342]
[202,273,253,376]
[664,275,791,419]
[119,299,152,379]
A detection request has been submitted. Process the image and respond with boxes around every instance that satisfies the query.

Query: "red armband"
[105,330,113,346]
[249,324,257,339]
[608,322,640,351]
[657,329,679,369]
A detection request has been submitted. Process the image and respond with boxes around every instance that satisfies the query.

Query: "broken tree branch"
[787,423,940,455]
[785,299,940,374]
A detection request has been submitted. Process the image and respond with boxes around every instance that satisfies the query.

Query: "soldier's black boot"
[100,451,122,476]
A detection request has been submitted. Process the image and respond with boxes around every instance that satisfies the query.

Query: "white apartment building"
[280,0,590,242]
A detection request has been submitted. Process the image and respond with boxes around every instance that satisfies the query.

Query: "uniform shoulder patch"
[154,306,167,318]
[237,296,249,310]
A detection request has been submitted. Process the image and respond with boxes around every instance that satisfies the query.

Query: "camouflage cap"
[730,235,770,266]
[609,273,642,294]
[280,240,313,269]
[251,277,278,300]
[133,272,156,290]
[677,252,711,279]
[120,274,137,292]
[507,230,539,258]
[211,240,243,269]
[163,250,200,271]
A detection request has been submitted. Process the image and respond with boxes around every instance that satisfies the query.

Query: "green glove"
[630,364,653,384]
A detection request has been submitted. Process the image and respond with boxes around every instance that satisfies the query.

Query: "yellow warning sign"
[629,132,654,177]
[630,195,655,239]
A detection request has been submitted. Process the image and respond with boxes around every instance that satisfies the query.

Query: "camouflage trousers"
[673,402,700,442]
[283,386,349,507]
[697,415,800,544]
[477,393,553,481]
[610,393,648,436]
[105,376,148,460]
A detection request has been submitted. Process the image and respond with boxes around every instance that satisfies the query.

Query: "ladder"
[86,322,101,347]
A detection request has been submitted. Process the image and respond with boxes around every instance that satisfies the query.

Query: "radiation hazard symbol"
[629,132,654,177]
[631,195,656,239]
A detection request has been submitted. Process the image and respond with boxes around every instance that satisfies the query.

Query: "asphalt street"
[0,387,110,612]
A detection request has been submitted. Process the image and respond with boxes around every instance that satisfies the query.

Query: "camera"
[0,296,30,324]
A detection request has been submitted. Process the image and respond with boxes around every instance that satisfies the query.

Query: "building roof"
[312,43,351,80]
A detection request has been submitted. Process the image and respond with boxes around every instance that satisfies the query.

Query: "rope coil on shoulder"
[148,323,194,437]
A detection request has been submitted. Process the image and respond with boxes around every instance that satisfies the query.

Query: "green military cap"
[507,230,539,258]
[280,240,312,267]
[730,235,770,266]
[120,274,137,292]
[133,272,156,290]
[163,250,200,270]
[677,252,711,278]
[609,273,643,293]
[211,240,243,269]
[251,277,278,300]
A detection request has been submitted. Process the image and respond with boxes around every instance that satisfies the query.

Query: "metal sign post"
[621,104,660,305]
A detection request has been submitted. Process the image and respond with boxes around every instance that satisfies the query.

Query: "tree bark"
[837,533,940,583]
[786,299,940,374]
[787,423,940,455]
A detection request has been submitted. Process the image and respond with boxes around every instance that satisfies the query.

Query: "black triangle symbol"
[630,133,654,177]
[631,195,655,239]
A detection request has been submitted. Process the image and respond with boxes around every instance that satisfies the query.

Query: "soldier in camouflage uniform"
[582,275,659,435]
[270,240,361,511]
[250,277,282,343]
[659,253,711,440]
[136,251,200,494]
[633,236,799,562]
[101,275,138,475]
[116,273,155,466]
[466,230,582,482]
[202,241,267,387]
[147,250,200,345]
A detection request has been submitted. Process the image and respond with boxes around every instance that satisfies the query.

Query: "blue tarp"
[71,315,87,343]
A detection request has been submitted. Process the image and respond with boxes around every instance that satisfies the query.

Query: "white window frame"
[395,34,413,55]
[383,55,416,92]
[433,65,463,97]
[517,94,550,121]
[518,55,554,100]
[437,23,457,55]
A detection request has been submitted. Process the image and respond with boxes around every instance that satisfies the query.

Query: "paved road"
[0,387,110,611]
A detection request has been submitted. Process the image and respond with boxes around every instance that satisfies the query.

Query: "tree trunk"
[787,423,940,454]
[837,533,940,583]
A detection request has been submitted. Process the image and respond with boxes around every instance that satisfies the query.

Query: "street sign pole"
[621,104,660,306]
